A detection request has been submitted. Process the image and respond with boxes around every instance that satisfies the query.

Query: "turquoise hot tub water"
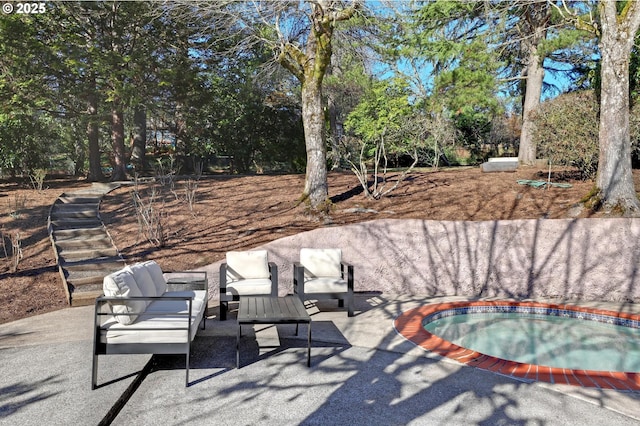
[424,308,640,372]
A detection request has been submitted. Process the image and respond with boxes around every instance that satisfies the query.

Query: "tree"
[389,1,509,161]
[324,49,371,170]
[345,78,430,199]
[518,1,550,165]
[0,12,63,175]
[595,1,640,212]
[433,38,503,159]
[98,1,159,181]
[270,1,360,212]
[45,1,173,181]
[406,1,591,164]
[86,72,104,181]
[27,2,107,181]
[556,1,640,213]
[185,1,361,213]
[131,106,147,171]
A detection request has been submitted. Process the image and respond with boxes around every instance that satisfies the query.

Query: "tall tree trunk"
[519,48,544,165]
[301,79,329,209]
[86,78,103,182]
[595,1,640,213]
[131,105,147,172]
[274,0,358,213]
[518,3,549,166]
[110,105,127,181]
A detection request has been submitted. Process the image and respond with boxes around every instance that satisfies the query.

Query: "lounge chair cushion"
[225,278,274,296]
[103,270,146,325]
[225,250,270,281]
[300,248,342,279]
[303,277,349,294]
[140,260,168,295]
[100,290,207,344]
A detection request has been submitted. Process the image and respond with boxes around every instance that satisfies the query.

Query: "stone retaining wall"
[202,218,640,303]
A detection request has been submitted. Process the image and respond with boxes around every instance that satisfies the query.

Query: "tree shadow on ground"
[0,376,61,419]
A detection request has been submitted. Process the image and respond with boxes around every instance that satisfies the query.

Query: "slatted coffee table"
[237,296,311,368]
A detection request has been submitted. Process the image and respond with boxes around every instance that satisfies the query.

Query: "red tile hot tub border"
[394,301,640,391]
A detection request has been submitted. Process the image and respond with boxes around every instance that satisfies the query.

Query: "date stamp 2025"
[2,2,47,15]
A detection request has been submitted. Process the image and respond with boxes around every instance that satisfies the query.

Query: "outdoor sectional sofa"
[92,260,207,389]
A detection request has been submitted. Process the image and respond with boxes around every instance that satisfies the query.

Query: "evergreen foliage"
[0,0,638,213]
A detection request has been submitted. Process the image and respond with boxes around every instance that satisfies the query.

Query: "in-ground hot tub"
[394,301,640,390]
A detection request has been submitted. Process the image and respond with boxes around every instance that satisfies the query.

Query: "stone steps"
[53,228,107,239]
[48,183,124,306]
[69,290,104,307]
[56,196,101,204]
[50,218,104,230]
[54,235,113,251]
[50,209,98,219]
[57,248,120,262]
[61,258,125,271]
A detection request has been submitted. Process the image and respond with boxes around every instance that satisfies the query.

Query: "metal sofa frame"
[92,272,207,389]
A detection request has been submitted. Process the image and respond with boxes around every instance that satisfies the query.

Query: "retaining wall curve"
[202,218,640,303]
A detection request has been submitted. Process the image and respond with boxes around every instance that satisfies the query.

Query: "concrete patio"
[1,294,639,425]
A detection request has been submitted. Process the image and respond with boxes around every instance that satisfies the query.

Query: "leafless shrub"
[0,228,8,260]
[348,133,419,200]
[184,179,198,214]
[184,160,203,214]
[131,177,166,247]
[2,230,23,273]
[154,156,179,199]
[193,159,204,180]
[7,194,27,219]
[11,232,22,272]
[28,168,48,192]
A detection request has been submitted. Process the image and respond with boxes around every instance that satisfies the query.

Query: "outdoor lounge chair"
[219,250,278,320]
[293,248,354,317]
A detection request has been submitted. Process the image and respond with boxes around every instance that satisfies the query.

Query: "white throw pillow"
[141,260,167,295]
[103,269,146,325]
[126,263,157,298]
[226,250,270,281]
[300,248,342,278]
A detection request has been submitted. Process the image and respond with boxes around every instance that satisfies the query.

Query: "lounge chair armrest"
[219,263,228,290]
[95,295,195,313]
[341,262,354,289]
[164,270,208,291]
[97,295,196,303]
[94,295,196,329]
[164,270,207,277]
[293,262,306,295]
[97,295,194,302]
[268,262,278,296]
[293,262,306,275]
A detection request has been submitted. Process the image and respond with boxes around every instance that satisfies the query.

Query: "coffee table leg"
[307,322,311,367]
